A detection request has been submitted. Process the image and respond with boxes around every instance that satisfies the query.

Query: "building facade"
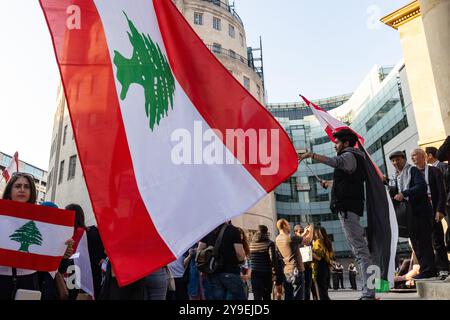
[46,0,277,235]
[382,0,450,149]
[0,151,48,203]
[268,61,417,256]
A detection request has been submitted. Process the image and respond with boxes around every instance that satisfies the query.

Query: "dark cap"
[389,150,406,160]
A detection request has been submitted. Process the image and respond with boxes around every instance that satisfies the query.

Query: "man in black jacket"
[411,148,449,280]
[390,151,436,280]
[299,129,375,300]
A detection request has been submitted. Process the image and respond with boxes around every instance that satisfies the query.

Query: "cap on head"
[389,150,406,160]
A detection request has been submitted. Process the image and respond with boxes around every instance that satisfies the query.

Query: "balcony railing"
[205,44,261,79]
[199,0,244,27]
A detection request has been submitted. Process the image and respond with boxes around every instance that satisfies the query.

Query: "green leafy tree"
[114,12,176,131]
[9,221,43,253]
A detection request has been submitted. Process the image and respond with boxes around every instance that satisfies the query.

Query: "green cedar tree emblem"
[9,221,43,253]
[113,12,176,131]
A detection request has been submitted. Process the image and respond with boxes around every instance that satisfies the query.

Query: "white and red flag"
[71,227,94,298]
[2,152,19,183]
[0,200,75,272]
[301,95,398,290]
[40,0,298,286]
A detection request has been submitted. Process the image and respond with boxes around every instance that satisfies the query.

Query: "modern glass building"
[268,61,418,256]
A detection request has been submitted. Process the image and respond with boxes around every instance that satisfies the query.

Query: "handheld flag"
[0,200,75,272]
[2,152,19,183]
[301,95,398,290]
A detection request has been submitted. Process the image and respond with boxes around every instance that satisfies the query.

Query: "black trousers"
[303,267,313,300]
[250,271,272,300]
[410,214,436,276]
[432,220,449,272]
[167,278,189,300]
[316,261,330,300]
[337,272,344,288]
[0,273,39,300]
[349,271,357,290]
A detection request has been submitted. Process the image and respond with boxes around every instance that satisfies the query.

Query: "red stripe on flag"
[39,0,175,286]
[154,0,298,192]
[2,170,10,183]
[0,199,74,227]
[0,248,62,272]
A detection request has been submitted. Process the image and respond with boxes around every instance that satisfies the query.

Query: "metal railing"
[205,44,262,78]
[199,0,244,27]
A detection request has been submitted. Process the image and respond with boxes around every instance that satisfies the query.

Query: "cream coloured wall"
[419,0,450,137]
[397,16,446,147]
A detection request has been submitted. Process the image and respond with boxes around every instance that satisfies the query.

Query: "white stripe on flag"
[0,215,73,256]
[73,232,94,298]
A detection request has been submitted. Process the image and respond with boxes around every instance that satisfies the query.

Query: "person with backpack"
[249,225,277,300]
[196,222,247,300]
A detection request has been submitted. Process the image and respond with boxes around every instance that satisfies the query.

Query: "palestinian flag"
[301,95,398,291]
[0,200,75,272]
[2,152,19,183]
[40,0,298,286]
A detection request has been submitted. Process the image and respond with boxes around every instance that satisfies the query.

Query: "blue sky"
[0,1,410,169]
[237,0,411,102]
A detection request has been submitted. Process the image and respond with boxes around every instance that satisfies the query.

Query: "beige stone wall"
[397,16,446,148]
[174,0,264,104]
[419,0,450,138]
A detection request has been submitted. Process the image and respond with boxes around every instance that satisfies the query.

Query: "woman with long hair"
[0,173,39,299]
[312,226,334,300]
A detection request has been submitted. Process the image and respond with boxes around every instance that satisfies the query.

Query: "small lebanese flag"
[2,152,19,183]
[0,200,75,272]
[71,227,94,298]
[40,0,298,286]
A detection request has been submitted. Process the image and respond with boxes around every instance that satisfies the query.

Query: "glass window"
[213,17,221,31]
[229,50,236,59]
[58,160,65,185]
[243,76,250,91]
[68,155,77,181]
[239,33,244,47]
[365,99,399,131]
[212,43,221,54]
[229,24,235,38]
[194,12,203,25]
[63,125,68,146]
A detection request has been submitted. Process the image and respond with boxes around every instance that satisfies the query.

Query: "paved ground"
[328,288,421,300]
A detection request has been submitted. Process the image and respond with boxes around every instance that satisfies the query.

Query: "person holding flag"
[0,173,75,299]
[299,129,376,300]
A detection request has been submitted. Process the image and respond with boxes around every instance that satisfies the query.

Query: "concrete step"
[416,281,450,300]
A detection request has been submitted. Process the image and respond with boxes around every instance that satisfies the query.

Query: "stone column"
[419,0,450,136]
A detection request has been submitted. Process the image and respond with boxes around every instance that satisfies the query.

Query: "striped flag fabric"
[301,95,398,290]
[0,199,75,272]
[71,227,94,298]
[2,152,19,183]
[40,0,298,286]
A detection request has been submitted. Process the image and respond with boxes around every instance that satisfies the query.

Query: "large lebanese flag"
[0,200,75,271]
[40,0,297,285]
[301,95,398,290]
[2,152,19,183]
